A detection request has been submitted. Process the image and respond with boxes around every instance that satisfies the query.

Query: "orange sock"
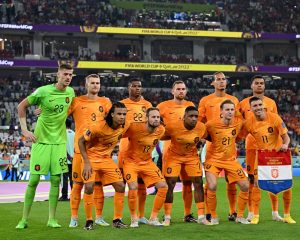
[196,202,205,216]
[150,188,167,219]
[182,183,192,216]
[252,186,261,215]
[237,191,249,218]
[268,192,278,212]
[248,183,254,213]
[164,203,173,216]
[70,183,83,218]
[138,183,147,218]
[283,189,292,215]
[128,189,138,219]
[83,193,94,220]
[204,184,211,215]
[207,190,217,218]
[94,184,104,218]
[226,182,237,214]
[114,192,125,220]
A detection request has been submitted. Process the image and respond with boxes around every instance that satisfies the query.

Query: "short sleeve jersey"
[27,84,75,144]
[205,117,243,163]
[198,93,240,123]
[68,95,112,153]
[83,121,129,163]
[238,96,278,150]
[165,120,206,158]
[123,122,165,165]
[243,112,287,150]
[119,98,152,153]
[157,100,194,126]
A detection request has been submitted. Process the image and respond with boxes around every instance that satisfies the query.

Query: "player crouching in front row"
[122,107,168,227]
[78,102,129,230]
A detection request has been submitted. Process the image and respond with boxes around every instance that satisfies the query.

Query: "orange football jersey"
[242,112,287,150]
[123,122,165,165]
[238,96,277,150]
[119,98,152,154]
[205,117,243,163]
[68,95,112,153]
[198,93,240,123]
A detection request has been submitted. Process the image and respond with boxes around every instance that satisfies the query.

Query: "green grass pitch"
[1,177,299,240]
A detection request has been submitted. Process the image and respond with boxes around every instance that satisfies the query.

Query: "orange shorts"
[123,160,165,188]
[72,153,101,183]
[164,154,202,178]
[163,151,199,180]
[72,153,83,182]
[204,159,247,184]
[246,149,257,175]
[82,158,123,185]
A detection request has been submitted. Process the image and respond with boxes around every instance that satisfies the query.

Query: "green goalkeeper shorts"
[30,143,68,175]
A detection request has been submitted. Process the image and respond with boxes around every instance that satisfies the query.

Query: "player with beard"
[198,72,240,221]
[157,80,196,223]
[68,74,112,228]
[119,78,152,224]
[123,108,167,227]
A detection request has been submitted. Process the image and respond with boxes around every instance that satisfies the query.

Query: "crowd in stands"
[1,0,300,33]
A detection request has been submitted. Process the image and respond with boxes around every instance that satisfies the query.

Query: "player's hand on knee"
[82,163,92,181]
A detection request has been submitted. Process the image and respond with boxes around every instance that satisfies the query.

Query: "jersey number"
[91,113,96,122]
[133,113,143,122]
[222,137,230,146]
[54,105,64,113]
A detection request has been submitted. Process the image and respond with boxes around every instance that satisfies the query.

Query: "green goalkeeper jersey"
[27,84,75,144]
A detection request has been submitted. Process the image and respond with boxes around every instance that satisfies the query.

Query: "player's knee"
[248,174,255,184]
[113,181,125,193]
[207,182,217,191]
[128,182,138,190]
[50,175,60,187]
[182,180,192,186]
[166,178,177,189]
[238,181,249,192]
[84,183,94,194]
[156,181,168,189]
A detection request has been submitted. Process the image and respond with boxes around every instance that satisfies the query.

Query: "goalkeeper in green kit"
[16,64,75,229]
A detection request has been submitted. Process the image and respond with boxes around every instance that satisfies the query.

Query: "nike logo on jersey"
[81,107,87,109]
[169,112,175,114]
[49,99,55,102]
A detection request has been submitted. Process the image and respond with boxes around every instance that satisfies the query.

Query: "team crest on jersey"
[65,97,70,104]
[153,139,158,146]
[232,129,236,136]
[99,106,103,113]
[205,164,211,170]
[194,137,200,144]
[85,130,91,136]
[35,164,40,171]
[126,174,131,180]
[271,168,279,179]
[73,172,78,179]
[268,127,274,133]
[167,167,172,174]
[141,106,147,113]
